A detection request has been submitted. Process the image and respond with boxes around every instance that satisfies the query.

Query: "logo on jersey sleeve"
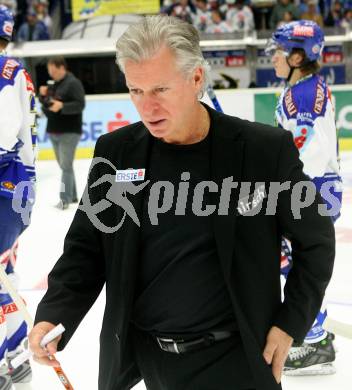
[284,89,297,117]
[293,125,314,150]
[1,59,19,80]
[297,112,314,124]
[1,181,15,192]
[313,79,326,115]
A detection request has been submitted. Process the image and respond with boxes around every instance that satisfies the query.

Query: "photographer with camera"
[39,56,85,210]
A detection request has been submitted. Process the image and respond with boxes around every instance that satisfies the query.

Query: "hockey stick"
[0,265,75,389]
[206,85,223,113]
[323,317,352,339]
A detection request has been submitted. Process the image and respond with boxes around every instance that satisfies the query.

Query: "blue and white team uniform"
[0,5,36,378]
[275,64,342,345]
[266,18,339,376]
[276,73,342,220]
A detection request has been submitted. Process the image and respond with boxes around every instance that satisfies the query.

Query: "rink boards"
[36,86,352,160]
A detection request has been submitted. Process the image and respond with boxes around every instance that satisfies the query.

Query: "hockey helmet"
[0,5,14,42]
[266,20,324,62]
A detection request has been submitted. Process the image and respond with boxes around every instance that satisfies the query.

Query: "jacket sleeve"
[61,78,85,115]
[273,131,335,343]
[34,138,105,349]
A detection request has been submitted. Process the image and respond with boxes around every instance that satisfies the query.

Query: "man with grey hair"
[29,15,335,390]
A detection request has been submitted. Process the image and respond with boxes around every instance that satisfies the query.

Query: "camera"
[42,80,55,108]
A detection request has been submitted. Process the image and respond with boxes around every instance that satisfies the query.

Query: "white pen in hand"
[11,323,65,369]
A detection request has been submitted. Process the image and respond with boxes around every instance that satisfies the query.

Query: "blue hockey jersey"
[275,73,340,179]
[0,53,36,202]
[275,73,342,219]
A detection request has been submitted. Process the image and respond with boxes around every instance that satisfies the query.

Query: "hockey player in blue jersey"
[0,5,36,388]
[266,20,342,376]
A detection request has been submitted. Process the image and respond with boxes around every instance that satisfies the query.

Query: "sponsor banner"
[204,50,247,67]
[72,0,159,21]
[320,65,346,85]
[322,45,344,64]
[38,86,352,160]
[38,91,255,159]
[210,67,251,89]
[37,97,140,158]
[334,91,352,138]
[254,92,278,126]
[204,50,250,88]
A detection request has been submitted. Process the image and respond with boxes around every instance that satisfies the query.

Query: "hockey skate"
[7,338,32,383]
[284,333,336,376]
[0,360,14,390]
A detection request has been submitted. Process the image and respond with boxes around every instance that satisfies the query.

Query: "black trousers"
[132,327,255,390]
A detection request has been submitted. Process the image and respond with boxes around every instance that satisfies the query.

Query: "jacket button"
[115,333,120,342]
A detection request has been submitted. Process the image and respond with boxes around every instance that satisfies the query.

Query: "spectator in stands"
[270,0,299,29]
[277,10,295,26]
[341,7,352,28]
[192,0,212,32]
[16,7,50,41]
[208,0,220,11]
[298,0,320,15]
[160,0,179,15]
[33,0,52,31]
[206,8,232,32]
[301,0,324,26]
[325,0,344,26]
[225,0,255,32]
[171,0,194,23]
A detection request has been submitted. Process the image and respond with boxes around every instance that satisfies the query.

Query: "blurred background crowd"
[0,0,351,43]
[161,0,352,33]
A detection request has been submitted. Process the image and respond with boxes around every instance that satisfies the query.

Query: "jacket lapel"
[117,126,151,289]
[209,109,244,278]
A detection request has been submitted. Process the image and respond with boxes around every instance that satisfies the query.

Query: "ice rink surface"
[13,151,352,390]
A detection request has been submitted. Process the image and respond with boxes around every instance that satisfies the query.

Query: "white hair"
[115,15,210,96]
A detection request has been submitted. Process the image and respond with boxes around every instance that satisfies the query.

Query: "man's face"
[27,14,37,26]
[195,0,207,10]
[211,10,222,23]
[271,49,290,79]
[47,64,66,81]
[124,46,203,143]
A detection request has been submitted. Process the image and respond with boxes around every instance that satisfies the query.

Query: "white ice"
[13,151,352,390]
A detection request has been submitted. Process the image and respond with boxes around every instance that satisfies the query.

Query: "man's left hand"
[263,326,293,384]
[49,100,63,112]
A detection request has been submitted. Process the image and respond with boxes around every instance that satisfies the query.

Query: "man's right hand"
[28,321,62,367]
[39,86,48,96]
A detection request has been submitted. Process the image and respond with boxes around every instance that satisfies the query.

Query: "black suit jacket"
[35,106,335,390]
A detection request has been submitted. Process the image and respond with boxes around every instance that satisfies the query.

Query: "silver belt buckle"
[157,337,180,354]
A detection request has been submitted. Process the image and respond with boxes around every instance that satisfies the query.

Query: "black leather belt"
[155,331,234,354]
